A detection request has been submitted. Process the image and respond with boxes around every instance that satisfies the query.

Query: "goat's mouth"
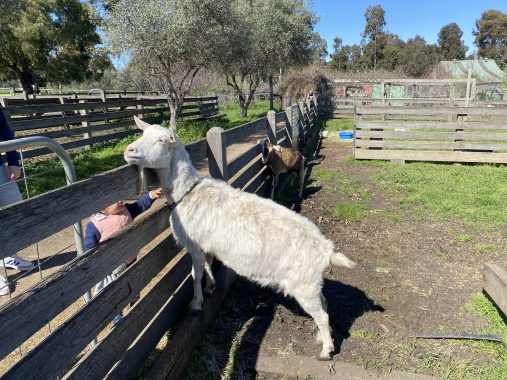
[124,153,141,164]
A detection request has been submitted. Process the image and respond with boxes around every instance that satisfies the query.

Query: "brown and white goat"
[258,139,305,199]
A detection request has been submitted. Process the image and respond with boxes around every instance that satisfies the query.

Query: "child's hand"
[149,188,163,199]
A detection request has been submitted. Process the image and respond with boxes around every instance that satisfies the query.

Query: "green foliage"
[399,35,439,77]
[474,10,507,66]
[0,0,109,90]
[438,23,467,60]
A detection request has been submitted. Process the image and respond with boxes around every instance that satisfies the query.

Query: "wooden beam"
[483,263,507,317]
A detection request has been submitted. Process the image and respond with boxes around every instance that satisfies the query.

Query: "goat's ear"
[134,116,152,131]
[167,126,176,144]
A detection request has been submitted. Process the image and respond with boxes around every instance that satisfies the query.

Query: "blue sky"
[310,0,507,57]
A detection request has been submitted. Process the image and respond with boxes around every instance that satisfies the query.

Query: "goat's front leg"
[203,253,215,295]
[188,246,205,314]
[270,173,279,200]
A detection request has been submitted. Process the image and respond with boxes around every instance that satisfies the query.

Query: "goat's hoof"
[317,353,332,361]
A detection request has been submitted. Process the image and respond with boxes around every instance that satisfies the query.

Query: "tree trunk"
[268,75,274,110]
[18,69,35,95]
[167,96,178,131]
[239,94,248,118]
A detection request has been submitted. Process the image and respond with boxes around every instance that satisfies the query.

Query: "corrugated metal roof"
[436,60,504,83]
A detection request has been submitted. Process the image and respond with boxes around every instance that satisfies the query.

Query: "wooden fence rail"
[353,105,507,163]
[0,96,221,159]
[0,96,319,379]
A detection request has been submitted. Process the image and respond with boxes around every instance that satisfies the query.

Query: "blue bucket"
[339,131,354,140]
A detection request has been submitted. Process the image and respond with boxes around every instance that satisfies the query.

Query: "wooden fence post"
[267,110,277,144]
[206,127,228,182]
[79,100,92,150]
[136,96,144,120]
[298,101,307,142]
[285,105,299,150]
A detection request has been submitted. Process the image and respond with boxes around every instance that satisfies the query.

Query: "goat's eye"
[157,137,168,144]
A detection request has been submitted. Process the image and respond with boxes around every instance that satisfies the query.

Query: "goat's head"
[258,139,277,164]
[124,117,179,169]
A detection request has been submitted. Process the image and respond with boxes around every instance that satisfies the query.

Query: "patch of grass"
[312,168,372,222]
[477,244,497,254]
[454,234,474,243]
[370,162,507,229]
[333,201,368,221]
[318,118,354,132]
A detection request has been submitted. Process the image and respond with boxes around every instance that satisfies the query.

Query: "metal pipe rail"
[0,136,89,301]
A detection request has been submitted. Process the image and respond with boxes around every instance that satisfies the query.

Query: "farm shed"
[433,59,505,100]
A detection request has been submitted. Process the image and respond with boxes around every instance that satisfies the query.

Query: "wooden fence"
[0,95,221,159]
[0,96,319,379]
[354,105,507,163]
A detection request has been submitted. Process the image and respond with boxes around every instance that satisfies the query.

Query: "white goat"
[258,139,305,200]
[124,117,357,360]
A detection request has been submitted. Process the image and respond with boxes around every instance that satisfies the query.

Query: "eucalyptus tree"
[215,0,316,117]
[361,4,386,71]
[438,23,467,60]
[105,0,230,129]
[0,0,108,93]
[474,10,507,66]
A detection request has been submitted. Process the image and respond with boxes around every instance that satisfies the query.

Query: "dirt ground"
[183,136,507,379]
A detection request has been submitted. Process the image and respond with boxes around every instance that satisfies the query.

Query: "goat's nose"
[125,145,135,154]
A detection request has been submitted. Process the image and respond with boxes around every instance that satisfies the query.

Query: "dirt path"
[183,135,507,379]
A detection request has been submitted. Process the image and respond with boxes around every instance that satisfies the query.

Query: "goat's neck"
[156,144,199,203]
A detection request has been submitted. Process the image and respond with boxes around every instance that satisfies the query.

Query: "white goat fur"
[124,117,357,360]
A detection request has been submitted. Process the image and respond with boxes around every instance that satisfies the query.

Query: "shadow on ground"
[186,277,383,379]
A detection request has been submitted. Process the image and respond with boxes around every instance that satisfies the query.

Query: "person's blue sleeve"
[0,110,20,166]
[84,221,101,250]
[125,194,155,219]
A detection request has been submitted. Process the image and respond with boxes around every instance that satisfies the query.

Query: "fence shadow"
[207,277,383,379]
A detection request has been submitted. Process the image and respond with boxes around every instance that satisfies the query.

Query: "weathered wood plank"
[22,130,138,158]
[356,122,507,131]
[355,130,507,141]
[244,167,270,193]
[0,205,169,358]
[483,263,507,317]
[2,230,181,380]
[145,265,237,380]
[0,203,170,362]
[185,138,208,164]
[355,106,507,117]
[355,140,507,151]
[63,251,191,380]
[223,118,267,147]
[228,144,261,179]
[230,158,264,190]
[355,149,507,163]
[10,107,167,131]
[21,119,134,140]
[0,165,139,255]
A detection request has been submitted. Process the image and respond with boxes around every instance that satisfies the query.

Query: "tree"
[330,37,346,70]
[214,0,316,117]
[105,0,230,129]
[378,33,404,71]
[400,36,438,77]
[0,0,109,93]
[473,10,507,66]
[438,23,467,60]
[308,33,329,64]
[361,4,386,71]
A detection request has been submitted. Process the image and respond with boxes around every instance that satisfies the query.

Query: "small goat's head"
[124,117,179,169]
[258,139,282,164]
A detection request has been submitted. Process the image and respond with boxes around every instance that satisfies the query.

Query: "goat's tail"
[330,251,357,269]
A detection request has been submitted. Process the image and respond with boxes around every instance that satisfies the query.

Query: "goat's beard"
[139,168,148,195]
